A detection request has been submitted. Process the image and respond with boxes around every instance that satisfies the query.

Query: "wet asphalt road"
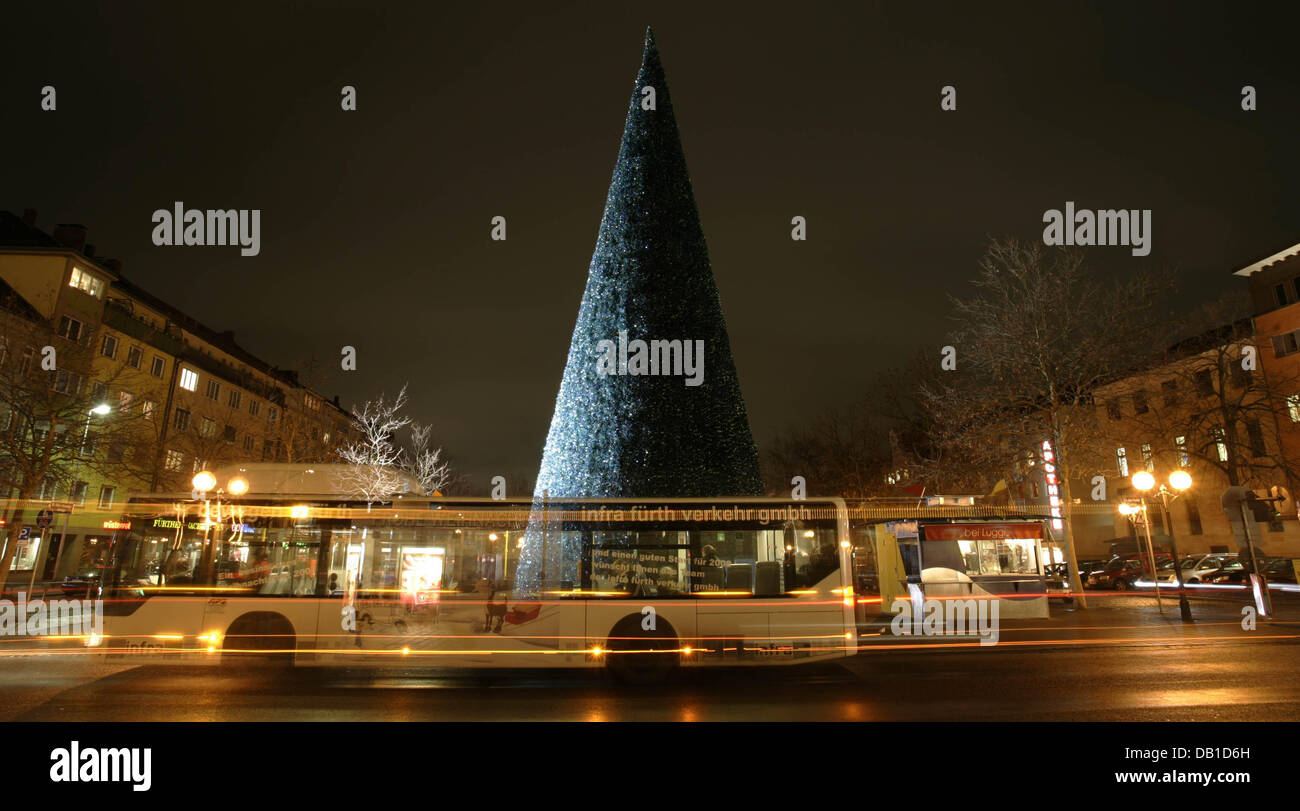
[4,613,1298,721]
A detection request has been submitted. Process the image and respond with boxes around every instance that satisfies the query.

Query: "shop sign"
[152,518,214,531]
[1041,439,1064,532]
[923,523,1045,541]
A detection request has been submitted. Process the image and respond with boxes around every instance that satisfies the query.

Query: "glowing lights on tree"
[515,29,762,594]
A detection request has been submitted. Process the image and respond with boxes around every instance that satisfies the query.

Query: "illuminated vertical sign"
[1041,439,1064,531]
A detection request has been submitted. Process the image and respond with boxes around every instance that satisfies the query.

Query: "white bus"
[90,464,857,682]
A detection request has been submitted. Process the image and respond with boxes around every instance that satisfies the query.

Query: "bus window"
[787,524,839,589]
[582,523,826,596]
[851,529,880,598]
[898,542,921,578]
[588,529,690,596]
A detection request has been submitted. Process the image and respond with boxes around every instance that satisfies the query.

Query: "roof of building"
[0,210,349,418]
[0,210,64,249]
[1232,241,1300,277]
[107,272,290,382]
[1164,317,1254,356]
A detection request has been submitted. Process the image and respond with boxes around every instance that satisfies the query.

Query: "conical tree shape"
[515,29,763,593]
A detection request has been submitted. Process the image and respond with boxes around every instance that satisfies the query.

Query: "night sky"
[4,1,1298,490]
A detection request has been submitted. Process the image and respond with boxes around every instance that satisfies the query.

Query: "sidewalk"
[858,592,1300,649]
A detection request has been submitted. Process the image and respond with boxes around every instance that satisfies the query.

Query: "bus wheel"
[221,611,296,668]
[605,613,679,685]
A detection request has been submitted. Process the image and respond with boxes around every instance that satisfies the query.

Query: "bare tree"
[175,400,263,476]
[763,403,894,497]
[916,237,1172,605]
[1102,294,1300,496]
[409,422,450,496]
[0,304,149,589]
[334,386,413,507]
[334,384,453,505]
[761,352,963,498]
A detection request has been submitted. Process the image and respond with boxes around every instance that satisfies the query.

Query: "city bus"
[87,464,858,681]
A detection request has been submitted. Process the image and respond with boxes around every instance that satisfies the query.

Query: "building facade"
[0,210,353,582]
[998,333,1300,562]
[1234,242,1300,501]
[1087,338,1300,561]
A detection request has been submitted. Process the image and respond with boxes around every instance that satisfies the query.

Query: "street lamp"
[191,470,217,494]
[1132,469,1195,622]
[1169,469,1192,492]
[1117,490,1163,611]
[190,470,217,582]
[189,471,249,584]
[49,404,112,586]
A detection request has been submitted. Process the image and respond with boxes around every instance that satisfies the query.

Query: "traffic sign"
[35,509,54,529]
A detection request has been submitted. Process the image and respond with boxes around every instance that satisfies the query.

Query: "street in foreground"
[4,600,1297,722]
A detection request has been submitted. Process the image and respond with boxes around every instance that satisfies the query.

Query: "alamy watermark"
[890,594,1000,646]
[1042,202,1151,256]
[151,202,261,256]
[0,592,103,638]
[596,330,704,386]
[50,741,151,792]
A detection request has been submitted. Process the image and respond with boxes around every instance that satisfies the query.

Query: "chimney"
[21,209,37,227]
[84,243,96,259]
[52,224,88,253]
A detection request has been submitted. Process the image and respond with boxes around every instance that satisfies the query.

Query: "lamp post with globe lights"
[1132,469,1195,622]
[49,403,113,587]
[190,470,250,585]
[191,470,217,582]
[1117,492,1162,612]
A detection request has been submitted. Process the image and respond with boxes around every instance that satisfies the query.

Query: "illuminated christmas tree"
[515,28,762,593]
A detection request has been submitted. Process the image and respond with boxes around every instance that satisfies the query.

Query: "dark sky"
[4,1,1299,490]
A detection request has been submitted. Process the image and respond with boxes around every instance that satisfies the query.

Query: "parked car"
[1075,559,1108,580]
[1206,559,1248,584]
[60,572,102,598]
[1151,553,1237,585]
[1267,559,1299,584]
[1086,553,1173,590]
[1207,558,1298,585]
[1044,563,1070,596]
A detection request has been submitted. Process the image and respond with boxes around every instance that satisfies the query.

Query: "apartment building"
[1084,327,1300,561]
[0,210,353,581]
[1234,242,1300,498]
